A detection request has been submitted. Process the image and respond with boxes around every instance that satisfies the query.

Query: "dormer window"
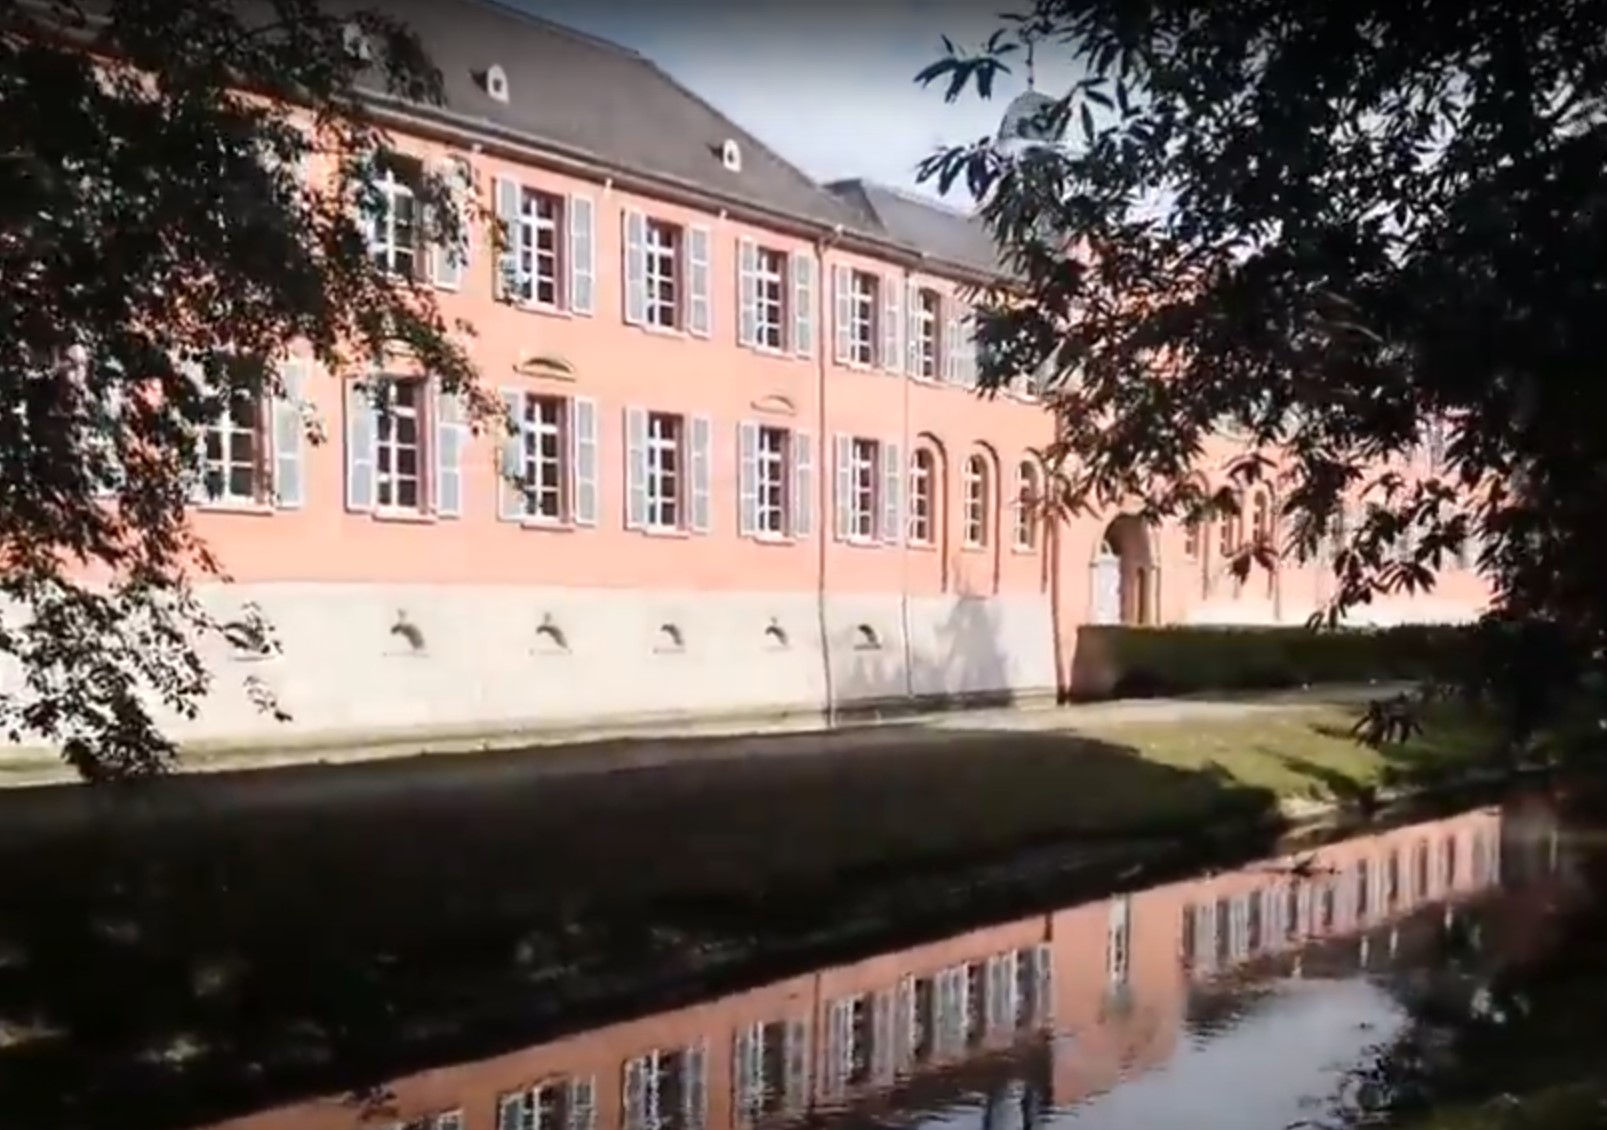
[720,139,742,173]
[484,64,509,103]
[341,21,372,63]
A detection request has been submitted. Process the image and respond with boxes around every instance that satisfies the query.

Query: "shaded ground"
[0,690,1513,1130]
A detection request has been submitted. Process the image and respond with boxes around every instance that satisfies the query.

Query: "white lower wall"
[69,584,1060,745]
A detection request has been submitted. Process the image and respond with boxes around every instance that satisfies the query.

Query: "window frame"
[754,423,790,537]
[909,448,935,546]
[754,247,787,352]
[644,410,685,531]
[847,437,879,542]
[915,288,941,381]
[366,158,421,279]
[516,392,569,524]
[199,390,270,509]
[962,453,990,549]
[644,219,683,331]
[1012,459,1039,551]
[374,376,428,515]
[848,271,877,367]
[516,186,565,309]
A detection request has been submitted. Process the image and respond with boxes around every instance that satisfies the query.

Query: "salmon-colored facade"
[145,0,1493,746]
[201,804,1551,1130]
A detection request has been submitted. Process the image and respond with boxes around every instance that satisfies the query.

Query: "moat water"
[0,773,1598,1130]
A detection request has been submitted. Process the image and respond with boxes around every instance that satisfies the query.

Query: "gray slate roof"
[340,0,1005,278]
[825,179,1005,278]
[346,0,860,230]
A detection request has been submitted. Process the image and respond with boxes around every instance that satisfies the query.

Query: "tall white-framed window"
[202,392,265,504]
[915,289,941,380]
[1013,459,1039,550]
[375,378,425,511]
[848,438,878,540]
[517,187,564,308]
[519,393,567,522]
[755,248,786,350]
[645,220,682,329]
[646,411,683,529]
[963,453,990,548]
[366,158,421,278]
[849,272,877,366]
[755,425,789,536]
[909,447,935,544]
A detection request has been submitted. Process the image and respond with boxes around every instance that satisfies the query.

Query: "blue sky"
[509,0,1082,204]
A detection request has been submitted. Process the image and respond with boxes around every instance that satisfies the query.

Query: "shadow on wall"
[0,717,1291,1130]
[836,596,1016,711]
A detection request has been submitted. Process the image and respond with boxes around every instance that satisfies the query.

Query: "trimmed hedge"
[1096,624,1472,698]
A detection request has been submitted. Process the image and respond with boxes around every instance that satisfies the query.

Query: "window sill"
[371,509,437,525]
[518,517,576,532]
[908,539,938,552]
[1010,543,1039,555]
[635,525,693,539]
[513,300,572,320]
[746,342,794,360]
[749,532,797,546]
[638,322,688,341]
[961,543,990,554]
[841,535,884,549]
[195,500,276,517]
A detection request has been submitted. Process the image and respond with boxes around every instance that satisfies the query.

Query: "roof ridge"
[472,0,645,60]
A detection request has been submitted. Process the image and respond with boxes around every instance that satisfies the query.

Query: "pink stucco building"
[163,0,1491,746]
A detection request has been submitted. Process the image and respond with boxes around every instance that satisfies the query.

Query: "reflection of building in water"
[204,806,1540,1130]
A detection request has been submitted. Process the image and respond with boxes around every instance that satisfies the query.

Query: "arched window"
[963,454,990,547]
[908,448,936,545]
[1219,502,1241,558]
[1183,519,1201,559]
[1013,459,1040,550]
[1252,490,1271,544]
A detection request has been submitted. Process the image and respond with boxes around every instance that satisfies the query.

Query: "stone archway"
[1090,514,1157,625]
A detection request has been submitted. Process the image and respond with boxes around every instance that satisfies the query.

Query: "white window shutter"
[905,279,921,374]
[623,209,648,325]
[497,1094,524,1130]
[567,193,596,315]
[783,1020,810,1115]
[881,274,901,373]
[433,380,465,518]
[622,1059,645,1130]
[689,414,712,533]
[570,396,598,525]
[733,1026,755,1126]
[624,406,648,529]
[791,252,815,357]
[832,265,852,364]
[493,176,521,302]
[272,359,307,509]
[881,441,903,544]
[737,420,758,536]
[496,388,524,522]
[959,311,978,388]
[944,301,961,383]
[688,225,712,338]
[430,158,468,290]
[738,239,759,348]
[343,378,376,512]
[832,434,851,541]
[791,429,814,538]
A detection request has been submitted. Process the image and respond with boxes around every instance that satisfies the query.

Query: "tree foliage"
[918,0,1607,722]
[0,0,493,778]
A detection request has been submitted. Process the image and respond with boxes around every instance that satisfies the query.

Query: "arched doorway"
[1090,514,1156,625]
